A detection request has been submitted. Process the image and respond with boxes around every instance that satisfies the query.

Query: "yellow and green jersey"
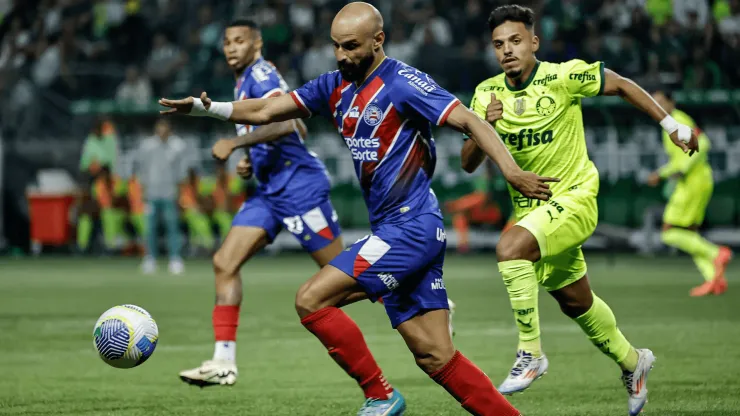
[469,59,604,217]
[658,109,712,181]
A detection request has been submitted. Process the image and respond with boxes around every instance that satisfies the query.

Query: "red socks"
[213,305,240,341]
[301,307,393,400]
[430,351,520,416]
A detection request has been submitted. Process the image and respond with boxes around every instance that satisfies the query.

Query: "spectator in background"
[683,48,723,89]
[195,4,221,49]
[0,17,31,70]
[301,33,333,81]
[673,0,710,29]
[115,65,152,107]
[146,32,185,96]
[385,25,416,66]
[410,3,453,47]
[289,0,315,34]
[134,118,187,275]
[77,117,119,253]
[718,0,740,41]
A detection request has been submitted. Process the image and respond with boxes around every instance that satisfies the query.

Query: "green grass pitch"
[0,254,738,415]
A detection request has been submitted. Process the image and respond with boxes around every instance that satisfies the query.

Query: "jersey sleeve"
[395,68,461,126]
[289,72,338,120]
[560,59,605,98]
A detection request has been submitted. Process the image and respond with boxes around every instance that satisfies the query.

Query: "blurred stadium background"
[1,1,739,415]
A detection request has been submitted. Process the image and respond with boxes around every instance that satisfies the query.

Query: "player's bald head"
[331,2,386,83]
[332,2,384,39]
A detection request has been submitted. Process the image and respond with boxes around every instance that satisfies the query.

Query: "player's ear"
[531,35,540,53]
[254,35,264,51]
[374,31,385,51]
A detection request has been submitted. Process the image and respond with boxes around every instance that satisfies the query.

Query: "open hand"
[236,156,253,180]
[486,93,503,125]
[507,170,560,201]
[159,92,211,116]
[212,139,236,161]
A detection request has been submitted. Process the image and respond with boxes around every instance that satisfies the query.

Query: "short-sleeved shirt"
[290,58,461,228]
[469,59,604,217]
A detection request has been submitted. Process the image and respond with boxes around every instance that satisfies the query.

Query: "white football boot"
[498,350,549,395]
[179,359,238,387]
[621,348,656,416]
[140,257,156,275]
[447,298,456,338]
[168,258,184,275]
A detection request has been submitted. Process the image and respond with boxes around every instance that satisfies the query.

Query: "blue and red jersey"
[235,57,329,197]
[290,58,461,227]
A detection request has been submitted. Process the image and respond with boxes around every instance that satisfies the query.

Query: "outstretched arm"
[445,105,558,201]
[159,92,307,126]
[460,138,487,173]
[211,119,308,161]
[602,69,699,155]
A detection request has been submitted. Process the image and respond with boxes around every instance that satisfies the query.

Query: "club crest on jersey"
[514,98,526,116]
[348,106,360,118]
[363,103,384,126]
[536,96,556,116]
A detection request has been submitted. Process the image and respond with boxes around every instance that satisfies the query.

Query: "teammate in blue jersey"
[162,4,554,415]
[178,19,346,387]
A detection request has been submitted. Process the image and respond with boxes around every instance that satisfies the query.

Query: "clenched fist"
[236,156,253,180]
[486,93,503,125]
[212,139,236,161]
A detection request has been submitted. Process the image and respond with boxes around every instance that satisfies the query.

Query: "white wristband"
[660,115,691,143]
[659,115,679,134]
[189,98,233,121]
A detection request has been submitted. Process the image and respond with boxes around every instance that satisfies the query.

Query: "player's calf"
[298,266,396,406]
[549,276,594,318]
[398,310,520,416]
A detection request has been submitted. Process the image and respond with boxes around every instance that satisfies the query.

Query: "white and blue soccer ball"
[92,304,159,369]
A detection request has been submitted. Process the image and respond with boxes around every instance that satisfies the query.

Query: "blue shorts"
[232,196,341,253]
[330,214,449,328]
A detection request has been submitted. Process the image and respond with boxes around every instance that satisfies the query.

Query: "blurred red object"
[27,193,77,246]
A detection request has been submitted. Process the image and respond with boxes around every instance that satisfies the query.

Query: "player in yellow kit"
[648,90,732,296]
[461,5,699,415]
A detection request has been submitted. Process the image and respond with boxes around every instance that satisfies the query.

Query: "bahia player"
[178,19,346,387]
[162,3,554,415]
[179,18,458,389]
[463,5,698,415]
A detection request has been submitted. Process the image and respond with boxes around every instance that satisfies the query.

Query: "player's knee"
[556,291,593,318]
[496,227,540,262]
[412,345,455,374]
[212,249,239,278]
[294,282,320,319]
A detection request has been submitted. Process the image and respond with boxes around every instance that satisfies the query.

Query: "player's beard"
[504,67,523,79]
[337,53,375,83]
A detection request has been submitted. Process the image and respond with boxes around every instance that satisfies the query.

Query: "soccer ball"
[92,304,159,369]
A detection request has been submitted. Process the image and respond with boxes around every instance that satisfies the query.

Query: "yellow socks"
[573,294,638,371]
[498,260,542,356]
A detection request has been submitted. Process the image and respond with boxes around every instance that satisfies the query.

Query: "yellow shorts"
[663,174,713,228]
[516,182,599,292]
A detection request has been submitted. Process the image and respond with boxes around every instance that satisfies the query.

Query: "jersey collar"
[236,57,265,91]
[505,61,540,92]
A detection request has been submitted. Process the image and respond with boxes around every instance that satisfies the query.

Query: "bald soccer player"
[161,3,556,415]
